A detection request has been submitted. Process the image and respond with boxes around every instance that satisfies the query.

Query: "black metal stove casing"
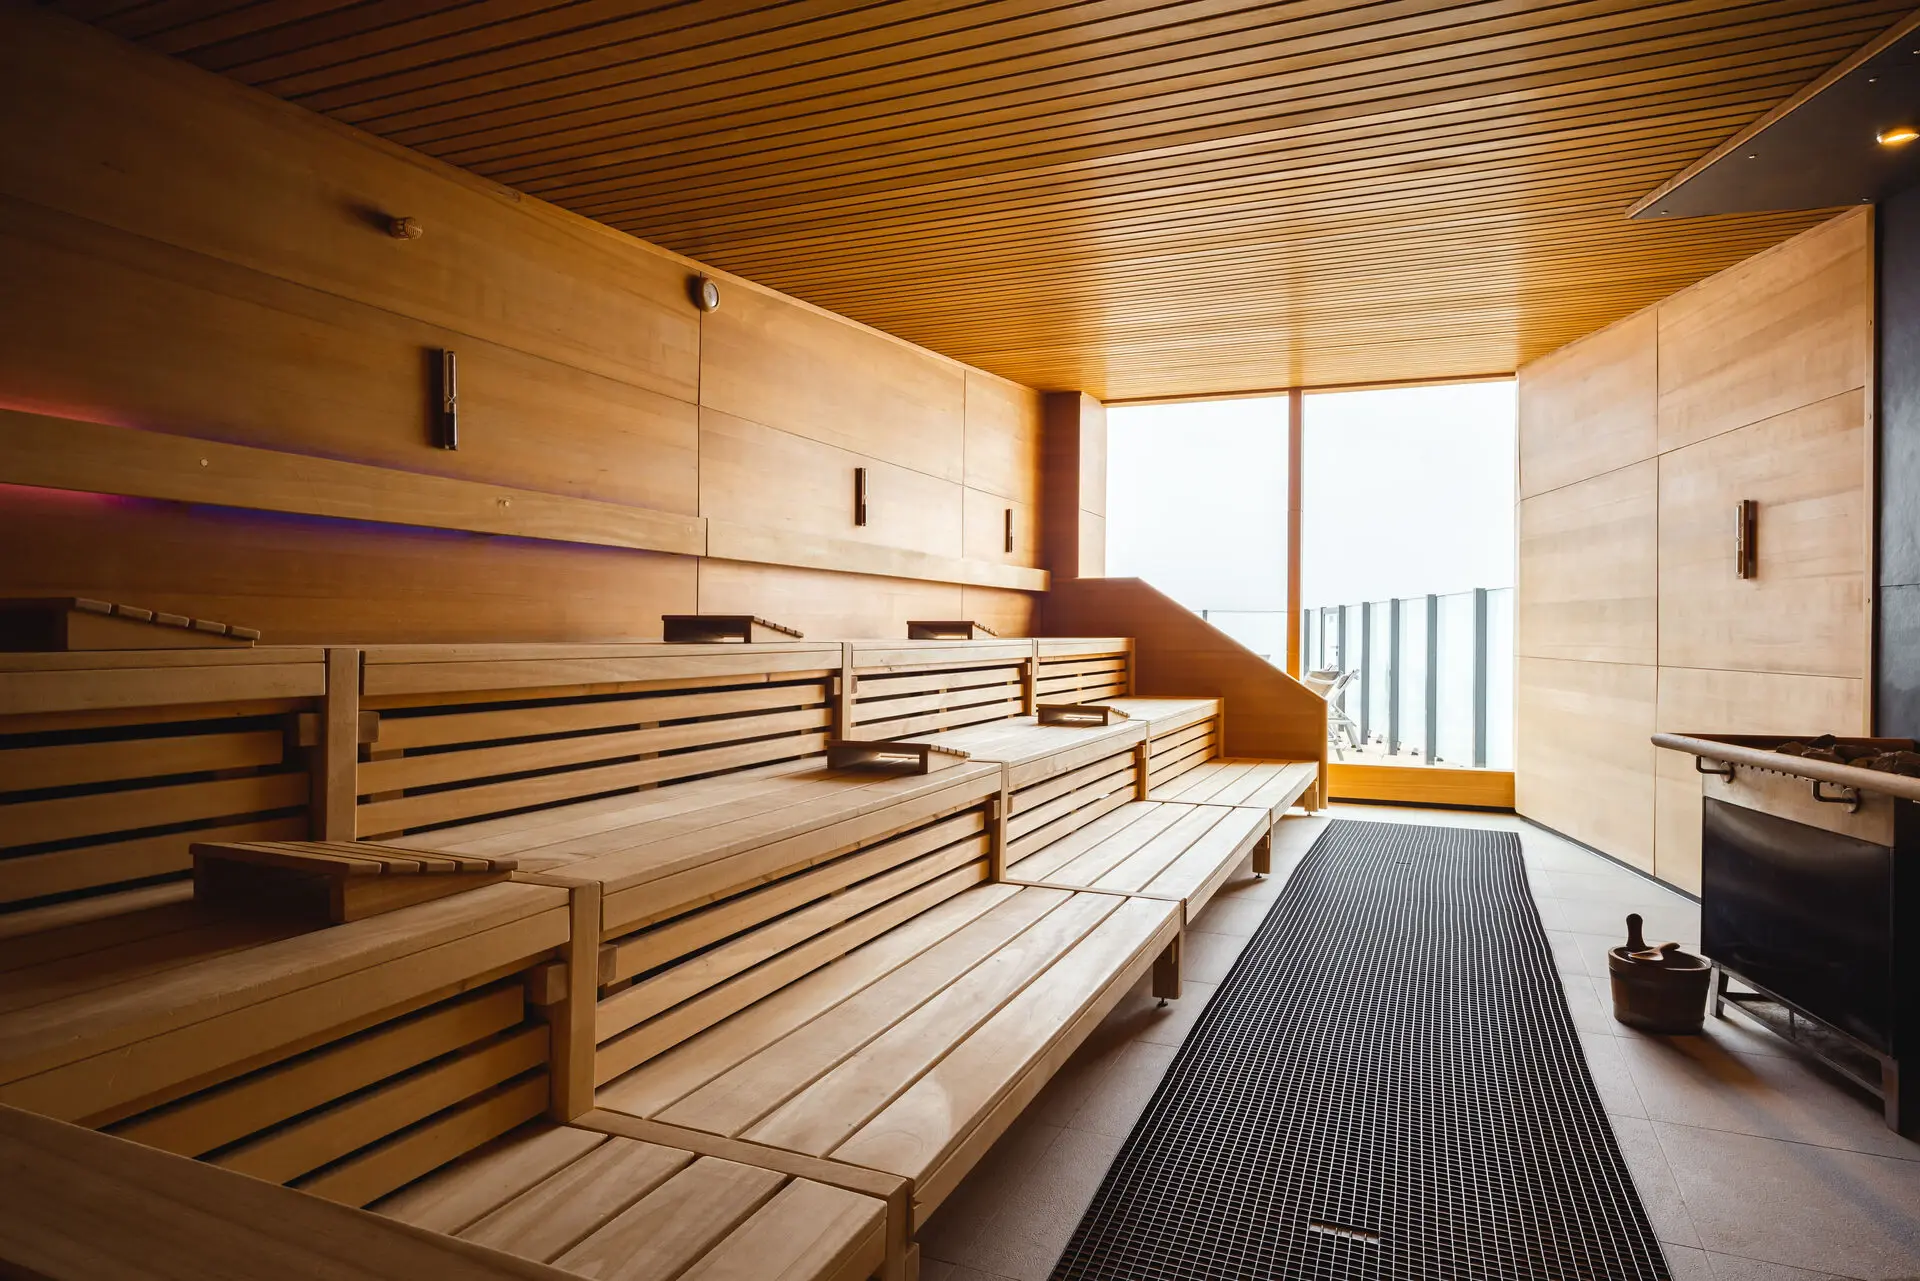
[1702,795,1918,1135]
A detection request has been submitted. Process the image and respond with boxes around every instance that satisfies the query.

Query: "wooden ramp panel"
[0,648,326,908]
[0,882,570,1209]
[354,643,843,839]
[845,640,1034,741]
[596,882,1180,1226]
[1004,801,1269,923]
[1034,639,1131,704]
[1147,759,1320,823]
[376,1121,890,1281]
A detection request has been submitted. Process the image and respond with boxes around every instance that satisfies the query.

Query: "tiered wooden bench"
[1097,696,1321,823]
[0,636,1325,1281]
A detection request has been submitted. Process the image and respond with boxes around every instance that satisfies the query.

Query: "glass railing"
[1298,588,1514,769]
[1198,590,1513,769]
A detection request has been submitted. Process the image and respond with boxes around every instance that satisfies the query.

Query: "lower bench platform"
[592,881,1180,1228]
[1146,758,1319,822]
[377,1118,898,1281]
[1002,800,1269,925]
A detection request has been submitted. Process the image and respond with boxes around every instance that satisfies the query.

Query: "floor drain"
[1306,1221,1382,1245]
[1048,819,1673,1281]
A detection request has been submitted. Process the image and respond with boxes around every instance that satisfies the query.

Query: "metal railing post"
[1473,588,1489,769]
[1424,593,1439,765]
[1387,598,1402,756]
[1358,601,1372,743]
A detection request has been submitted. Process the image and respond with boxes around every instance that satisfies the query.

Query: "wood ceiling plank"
[47,0,1913,399]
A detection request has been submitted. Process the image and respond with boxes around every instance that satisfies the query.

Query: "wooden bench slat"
[5,770,309,850]
[652,887,1069,1141]
[743,891,1121,1155]
[596,887,1019,1120]
[553,1156,785,1281]
[375,1123,608,1234]
[462,1135,693,1263]
[679,1176,887,1281]
[0,728,287,793]
[376,683,827,752]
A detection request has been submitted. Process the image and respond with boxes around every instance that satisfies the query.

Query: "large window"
[1105,381,1516,775]
[1301,382,1516,770]
[1106,397,1290,661]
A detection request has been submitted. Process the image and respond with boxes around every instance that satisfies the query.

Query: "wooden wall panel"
[1657,390,1868,676]
[1657,209,1872,454]
[0,197,698,515]
[1517,462,1658,665]
[1516,210,1872,894]
[696,560,962,641]
[961,487,1039,568]
[962,370,1042,507]
[0,6,1050,643]
[699,283,967,483]
[1517,310,1658,499]
[1043,393,1107,580]
[0,7,700,400]
[960,587,1037,639]
[0,484,697,644]
[1515,658,1657,872]
[698,409,962,558]
[1653,667,1865,893]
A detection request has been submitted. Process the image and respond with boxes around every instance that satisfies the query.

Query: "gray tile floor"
[916,805,1920,1281]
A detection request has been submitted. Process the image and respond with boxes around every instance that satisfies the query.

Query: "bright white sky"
[1107,381,1516,614]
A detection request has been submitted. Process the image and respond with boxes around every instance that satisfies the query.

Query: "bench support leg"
[1251,832,1272,878]
[546,881,602,1122]
[1152,934,1182,1003]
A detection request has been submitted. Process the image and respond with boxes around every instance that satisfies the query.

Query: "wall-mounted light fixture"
[854,468,868,526]
[1734,499,1757,579]
[1878,125,1919,147]
[434,348,459,450]
[389,216,424,239]
[689,275,721,312]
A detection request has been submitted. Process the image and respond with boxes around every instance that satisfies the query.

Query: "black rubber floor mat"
[1050,819,1670,1281]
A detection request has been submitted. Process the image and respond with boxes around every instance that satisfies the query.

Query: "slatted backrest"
[572,762,1007,1085]
[904,718,1151,867]
[354,644,844,839]
[1094,697,1223,791]
[1034,638,1132,704]
[0,881,570,1209]
[0,649,327,910]
[844,640,1034,740]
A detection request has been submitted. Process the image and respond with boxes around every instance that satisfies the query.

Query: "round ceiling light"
[1877,126,1919,146]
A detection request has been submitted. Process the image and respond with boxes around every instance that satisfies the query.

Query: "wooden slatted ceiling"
[53,0,1913,400]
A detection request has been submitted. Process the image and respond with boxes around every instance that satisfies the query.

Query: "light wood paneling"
[960,588,1037,639]
[0,6,699,402]
[1518,461,1658,664]
[1518,310,1658,498]
[1043,394,1107,581]
[698,410,962,559]
[48,0,1912,398]
[1516,658,1656,871]
[700,282,966,483]
[1657,389,1868,677]
[963,371,1042,507]
[0,483,698,645]
[1657,209,1873,453]
[0,197,699,516]
[696,561,963,642]
[0,6,1051,642]
[962,488,1039,569]
[1652,666,1865,893]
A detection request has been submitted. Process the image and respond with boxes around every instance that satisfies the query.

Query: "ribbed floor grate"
[1050,820,1670,1281]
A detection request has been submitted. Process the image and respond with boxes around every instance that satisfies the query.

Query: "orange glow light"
[1878,126,1919,146]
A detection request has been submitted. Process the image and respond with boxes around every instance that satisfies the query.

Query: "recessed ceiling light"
[1878,125,1920,146]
